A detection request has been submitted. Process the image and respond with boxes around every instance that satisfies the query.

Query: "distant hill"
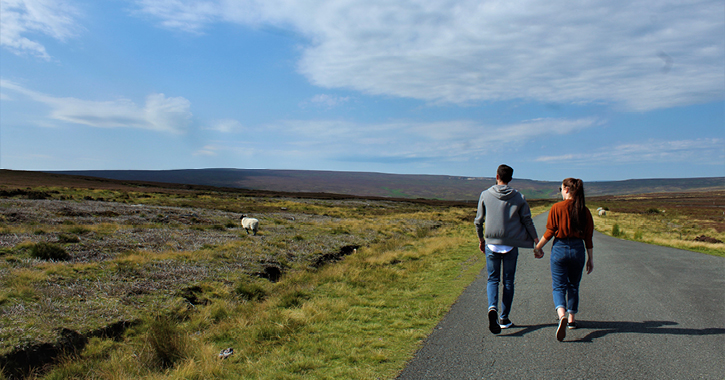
[44,169,725,201]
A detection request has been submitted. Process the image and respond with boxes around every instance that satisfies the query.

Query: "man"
[474,164,539,334]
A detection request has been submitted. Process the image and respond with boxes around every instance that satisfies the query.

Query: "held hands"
[533,247,545,259]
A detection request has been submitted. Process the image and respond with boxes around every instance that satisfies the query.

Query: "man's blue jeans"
[550,238,586,314]
[485,246,518,319]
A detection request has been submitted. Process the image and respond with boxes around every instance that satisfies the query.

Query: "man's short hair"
[497,164,513,183]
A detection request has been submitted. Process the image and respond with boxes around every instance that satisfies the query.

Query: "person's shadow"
[500,320,725,343]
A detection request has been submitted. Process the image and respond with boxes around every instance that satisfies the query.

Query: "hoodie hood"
[488,185,517,200]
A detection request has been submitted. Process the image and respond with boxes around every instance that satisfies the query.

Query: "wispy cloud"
[301,94,351,108]
[1,80,192,133]
[0,0,82,59]
[204,119,244,133]
[536,138,725,165]
[193,145,220,156]
[133,0,724,111]
[132,0,222,34]
[262,117,598,163]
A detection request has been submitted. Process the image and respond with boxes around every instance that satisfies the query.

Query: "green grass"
[33,223,481,379]
[591,206,725,257]
[1,187,483,379]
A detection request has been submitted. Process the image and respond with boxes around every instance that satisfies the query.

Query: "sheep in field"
[241,215,259,235]
[598,209,607,216]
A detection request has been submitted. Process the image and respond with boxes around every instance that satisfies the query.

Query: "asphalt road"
[398,213,725,379]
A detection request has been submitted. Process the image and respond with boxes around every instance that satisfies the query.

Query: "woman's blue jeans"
[485,246,518,319]
[550,238,586,314]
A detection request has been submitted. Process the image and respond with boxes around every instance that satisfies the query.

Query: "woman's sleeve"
[542,203,558,241]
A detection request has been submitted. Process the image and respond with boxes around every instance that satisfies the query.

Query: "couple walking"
[474,164,594,341]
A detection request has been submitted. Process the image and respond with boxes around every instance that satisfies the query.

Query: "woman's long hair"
[563,178,587,234]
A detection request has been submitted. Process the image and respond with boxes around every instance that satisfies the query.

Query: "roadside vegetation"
[0,186,486,379]
[589,191,725,257]
[1,181,721,379]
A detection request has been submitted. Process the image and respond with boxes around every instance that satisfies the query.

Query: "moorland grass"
[4,186,720,378]
[36,218,482,379]
[590,207,725,257]
[1,190,484,379]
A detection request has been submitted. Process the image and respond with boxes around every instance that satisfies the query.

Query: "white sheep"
[240,214,259,235]
[598,209,607,216]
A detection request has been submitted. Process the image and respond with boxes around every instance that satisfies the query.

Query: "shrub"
[415,226,430,238]
[331,226,350,235]
[235,282,267,302]
[31,242,70,261]
[145,315,190,369]
[68,226,90,235]
[210,303,230,322]
[278,290,311,308]
[645,208,661,215]
[57,234,80,243]
[612,224,625,238]
[634,230,643,240]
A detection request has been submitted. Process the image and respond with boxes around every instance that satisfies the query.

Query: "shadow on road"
[572,321,725,343]
[499,320,725,343]
[498,323,552,337]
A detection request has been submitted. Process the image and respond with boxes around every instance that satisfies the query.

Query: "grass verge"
[0,188,484,379]
[590,207,725,257]
[34,224,482,379]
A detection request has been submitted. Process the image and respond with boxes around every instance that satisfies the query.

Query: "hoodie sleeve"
[517,195,538,241]
[474,191,486,240]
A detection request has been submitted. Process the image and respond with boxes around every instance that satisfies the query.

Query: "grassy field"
[0,180,722,379]
[588,191,725,257]
[0,185,488,379]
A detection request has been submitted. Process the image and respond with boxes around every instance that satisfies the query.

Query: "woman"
[534,178,594,342]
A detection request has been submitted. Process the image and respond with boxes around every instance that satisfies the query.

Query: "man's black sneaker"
[567,322,577,329]
[488,309,501,334]
[499,318,513,329]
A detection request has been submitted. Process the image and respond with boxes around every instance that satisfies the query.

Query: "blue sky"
[1,0,723,182]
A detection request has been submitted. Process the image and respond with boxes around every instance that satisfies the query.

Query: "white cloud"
[132,0,222,33]
[264,117,597,162]
[193,145,220,156]
[0,80,192,133]
[204,119,244,133]
[133,0,724,111]
[536,138,725,165]
[303,94,350,108]
[0,0,82,59]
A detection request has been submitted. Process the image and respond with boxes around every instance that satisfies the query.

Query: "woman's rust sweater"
[543,199,594,249]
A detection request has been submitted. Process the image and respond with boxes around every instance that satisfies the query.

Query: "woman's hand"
[533,247,544,259]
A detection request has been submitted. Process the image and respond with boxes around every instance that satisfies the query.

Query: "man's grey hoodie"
[474,184,538,248]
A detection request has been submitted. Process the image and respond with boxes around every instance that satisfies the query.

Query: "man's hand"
[533,247,544,259]
[479,240,485,253]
